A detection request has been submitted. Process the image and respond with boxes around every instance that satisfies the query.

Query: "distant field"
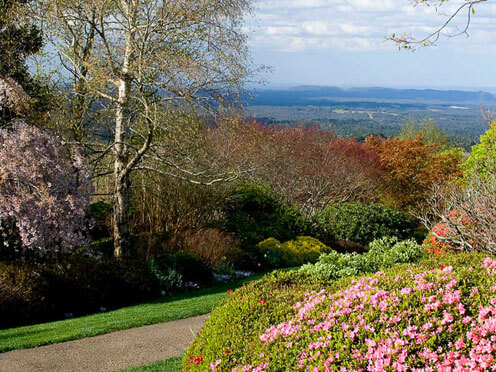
[245,103,488,148]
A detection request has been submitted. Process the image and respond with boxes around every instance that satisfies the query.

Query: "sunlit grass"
[0,273,266,353]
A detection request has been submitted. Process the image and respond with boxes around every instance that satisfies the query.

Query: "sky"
[247,0,496,90]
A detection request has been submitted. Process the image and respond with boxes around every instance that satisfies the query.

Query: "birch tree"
[38,0,253,257]
[388,0,488,49]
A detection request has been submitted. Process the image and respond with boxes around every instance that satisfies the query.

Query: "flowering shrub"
[0,77,30,119]
[421,175,496,255]
[256,236,330,268]
[0,123,92,255]
[182,269,331,372]
[423,208,472,256]
[183,253,496,371]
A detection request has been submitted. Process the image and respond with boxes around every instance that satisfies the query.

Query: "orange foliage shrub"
[423,209,473,256]
[364,135,462,212]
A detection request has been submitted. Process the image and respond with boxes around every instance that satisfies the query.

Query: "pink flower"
[455,338,465,350]
[210,359,221,371]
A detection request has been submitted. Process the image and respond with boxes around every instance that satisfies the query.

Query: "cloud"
[250,0,496,53]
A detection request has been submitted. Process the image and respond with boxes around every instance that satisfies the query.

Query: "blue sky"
[248,0,496,90]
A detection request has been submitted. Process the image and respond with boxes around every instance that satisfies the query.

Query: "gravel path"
[0,314,208,372]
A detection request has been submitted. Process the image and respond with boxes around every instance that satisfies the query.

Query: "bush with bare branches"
[420,175,496,255]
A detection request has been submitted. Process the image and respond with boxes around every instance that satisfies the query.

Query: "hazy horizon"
[250,1,496,91]
[252,83,496,94]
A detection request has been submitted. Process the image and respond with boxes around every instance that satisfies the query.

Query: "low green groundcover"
[183,253,496,371]
[119,356,181,372]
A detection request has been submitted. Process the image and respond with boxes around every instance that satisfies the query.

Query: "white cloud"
[250,0,496,53]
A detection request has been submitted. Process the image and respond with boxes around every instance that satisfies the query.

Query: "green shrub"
[256,236,330,268]
[89,238,114,258]
[0,256,159,328]
[183,252,492,371]
[220,183,309,248]
[300,236,423,281]
[0,261,55,328]
[88,201,113,240]
[313,202,421,245]
[256,238,284,268]
[150,261,184,294]
[368,236,424,267]
[153,252,213,286]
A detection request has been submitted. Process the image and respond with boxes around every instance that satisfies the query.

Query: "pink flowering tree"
[0,122,92,256]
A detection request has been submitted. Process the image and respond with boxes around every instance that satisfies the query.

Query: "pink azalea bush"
[0,122,92,255]
[184,254,496,371]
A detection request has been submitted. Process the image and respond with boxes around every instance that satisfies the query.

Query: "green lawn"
[0,273,265,353]
[119,357,182,372]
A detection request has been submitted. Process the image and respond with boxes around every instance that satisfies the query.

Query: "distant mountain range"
[248,86,496,106]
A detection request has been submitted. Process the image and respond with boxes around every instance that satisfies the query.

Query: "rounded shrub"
[313,202,421,246]
[256,236,330,268]
[183,253,496,371]
[220,183,309,248]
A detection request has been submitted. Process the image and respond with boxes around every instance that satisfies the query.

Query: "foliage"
[183,253,496,371]
[463,120,496,179]
[208,121,382,216]
[220,183,309,248]
[420,171,496,255]
[88,201,113,240]
[182,269,327,372]
[419,122,496,255]
[152,252,213,287]
[0,123,92,256]
[0,0,50,124]
[129,174,228,237]
[365,135,462,212]
[398,117,452,148]
[256,236,331,268]
[176,228,245,268]
[0,256,158,328]
[313,202,421,246]
[88,232,173,260]
[300,237,423,281]
[149,262,183,295]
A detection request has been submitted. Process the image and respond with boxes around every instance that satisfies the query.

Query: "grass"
[0,273,266,353]
[119,356,182,372]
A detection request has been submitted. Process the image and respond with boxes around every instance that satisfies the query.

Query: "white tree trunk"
[113,1,135,258]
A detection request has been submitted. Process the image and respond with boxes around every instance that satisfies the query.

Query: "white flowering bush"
[0,122,92,255]
[0,77,29,119]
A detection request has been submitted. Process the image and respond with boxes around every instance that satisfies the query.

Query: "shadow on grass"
[0,268,297,353]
